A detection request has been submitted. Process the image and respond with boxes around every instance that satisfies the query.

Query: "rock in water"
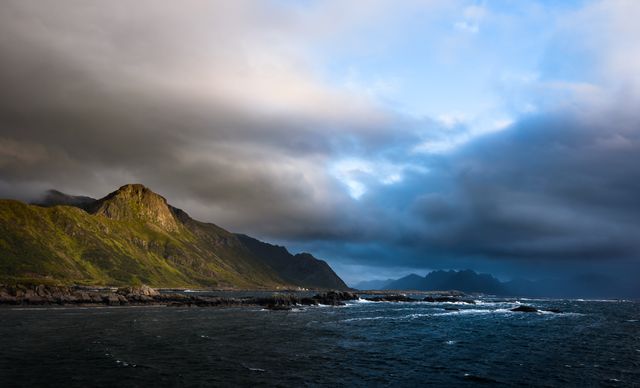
[423,296,475,304]
[365,295,416,302]
[511,305,538,313]
[312,291,358,306]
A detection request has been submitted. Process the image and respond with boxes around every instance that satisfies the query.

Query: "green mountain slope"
[0,184,348,289]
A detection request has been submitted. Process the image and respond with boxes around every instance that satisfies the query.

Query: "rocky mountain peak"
[89,184,180,231]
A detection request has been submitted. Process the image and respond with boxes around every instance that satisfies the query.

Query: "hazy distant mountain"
[384,270,508,294]
[385,274,426,291]
[32,189,96,209]
[0,184,348,289]
[373,270,638,298]
[353,278,394,290]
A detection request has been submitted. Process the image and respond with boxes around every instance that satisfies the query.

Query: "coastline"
[0,284,504,311]
[0,284,359,310]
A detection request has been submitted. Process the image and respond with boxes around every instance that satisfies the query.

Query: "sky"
[1,0,639,286]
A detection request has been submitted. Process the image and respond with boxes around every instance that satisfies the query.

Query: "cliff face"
[88,184,181,232]
[0,184,348,290]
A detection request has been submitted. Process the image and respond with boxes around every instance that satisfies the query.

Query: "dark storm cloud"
[1,0,640,284]
[337,109,640,273]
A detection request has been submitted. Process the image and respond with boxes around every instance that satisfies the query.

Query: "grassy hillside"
[0,184,307,288]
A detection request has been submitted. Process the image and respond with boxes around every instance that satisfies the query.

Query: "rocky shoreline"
[0,284,363,310]
[0,285,559,313]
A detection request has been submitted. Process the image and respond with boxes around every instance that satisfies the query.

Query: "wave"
[431,308,512,316]
[342,316,389,322]
[351,299,375,304]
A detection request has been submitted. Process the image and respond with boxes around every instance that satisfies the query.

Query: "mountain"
[33,189,96,209]
[0,184,348,289]
[383,270,508,294]
[236,234,348,290]
[370,270,639,297]
[385,274,426,291]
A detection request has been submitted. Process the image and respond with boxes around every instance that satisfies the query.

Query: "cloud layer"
[1,0,639,283]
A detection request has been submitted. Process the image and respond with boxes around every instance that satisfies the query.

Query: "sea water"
[0,296,638,386]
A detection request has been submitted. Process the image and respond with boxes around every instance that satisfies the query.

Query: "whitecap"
[115,359,137,368]
[351,298,375,304]
[342,316,388,322]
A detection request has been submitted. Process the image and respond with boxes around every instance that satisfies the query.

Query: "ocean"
[1,295,638,387]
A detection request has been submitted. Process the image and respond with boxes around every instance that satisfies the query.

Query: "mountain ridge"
[0,184,348,290]
[381,270,508,294]
[356,269,639,297]
[236,234,348,290]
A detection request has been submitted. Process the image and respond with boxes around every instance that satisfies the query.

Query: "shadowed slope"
[236,234,349,290]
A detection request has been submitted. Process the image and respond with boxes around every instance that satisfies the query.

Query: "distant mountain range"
[0,184,348,290]
[355,269,639,298]
[355,270,507,295]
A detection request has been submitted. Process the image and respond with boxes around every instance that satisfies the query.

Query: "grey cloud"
[1,0,640,285]
[0,0,412,239]
[390,111,640,266]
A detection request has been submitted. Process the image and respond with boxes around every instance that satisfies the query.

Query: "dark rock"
[265,304,292,311]
[74,292,93,303]
[35,285,50,297]
[365,294,416,302]
[89,293,103,303]
[423,296,475,304]
[546,308,562,313]
[104,294,122,306]
[299,297,319,306]
[155,293,189,303]
[312,291,358,305]
[511,305,538,313]
[24,295,46,305]
[463,374,500,384]
[116,285,159,297]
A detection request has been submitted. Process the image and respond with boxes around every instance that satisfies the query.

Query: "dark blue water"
[1,297,639,387]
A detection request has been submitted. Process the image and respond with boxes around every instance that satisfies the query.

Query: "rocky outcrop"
[510,305,562,313]
[88,184,181,232]
[312,291,359,305]
[365,294,416,302]
[358,292,476,303]
[0,285,359,310]
[0,284,131,305]
[511,305,538,312]
[423,296,476,304]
